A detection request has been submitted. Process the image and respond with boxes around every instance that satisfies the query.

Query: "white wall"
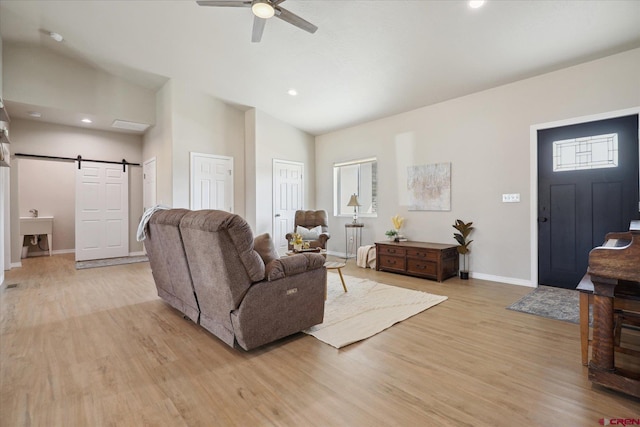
[170,81,246,213]
[250,109,316,235]
[3,44,155,126]
[143,81,174,207]
[0,35,7,281]
[9,119,144,263]
[316,48,640,285]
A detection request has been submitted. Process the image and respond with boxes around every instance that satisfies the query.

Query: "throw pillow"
[254,233,280,265]
[296,225,322,240]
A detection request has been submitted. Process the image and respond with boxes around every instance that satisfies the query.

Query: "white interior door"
[190,153,233,212]
[143,157,157,211]
[273,160,304,253]
[76,162,129,261]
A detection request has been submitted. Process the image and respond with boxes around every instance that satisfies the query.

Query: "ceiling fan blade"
[273,0,287,5]
[196,1,251,7]
[251,16,266,43]
[274,6,318,34]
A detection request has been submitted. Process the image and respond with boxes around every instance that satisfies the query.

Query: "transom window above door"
[553,133,618,172]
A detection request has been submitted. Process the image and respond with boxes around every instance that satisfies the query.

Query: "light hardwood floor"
[1,254,638,426]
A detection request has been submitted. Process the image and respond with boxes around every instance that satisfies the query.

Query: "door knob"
[275,214,281,217]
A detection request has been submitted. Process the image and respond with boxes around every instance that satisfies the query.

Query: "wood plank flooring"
[1,254,639,426]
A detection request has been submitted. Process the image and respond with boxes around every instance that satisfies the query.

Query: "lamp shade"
[347,194,361,207]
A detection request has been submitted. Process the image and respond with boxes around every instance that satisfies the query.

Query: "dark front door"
[538,114,639,289]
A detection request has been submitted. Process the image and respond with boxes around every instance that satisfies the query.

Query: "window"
[553,133,618,172]
[333,157,377,217]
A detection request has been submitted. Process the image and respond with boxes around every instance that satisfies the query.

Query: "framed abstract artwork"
[407,162,451,211]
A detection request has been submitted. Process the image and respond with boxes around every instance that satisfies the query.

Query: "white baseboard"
[469,272,535,288]
[129,251,146,257]
[10,262,22,268]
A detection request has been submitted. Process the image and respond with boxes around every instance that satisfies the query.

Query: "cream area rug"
[304,273,448,348]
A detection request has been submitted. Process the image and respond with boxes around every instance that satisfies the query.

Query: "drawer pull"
[388,249,396,253]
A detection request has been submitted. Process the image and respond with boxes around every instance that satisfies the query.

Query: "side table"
[344,223,364,260]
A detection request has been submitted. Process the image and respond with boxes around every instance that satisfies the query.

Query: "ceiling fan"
[196,0,318,43]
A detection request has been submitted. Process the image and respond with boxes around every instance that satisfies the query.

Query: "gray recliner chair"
[285,209,331,250]
[144,209,326,351]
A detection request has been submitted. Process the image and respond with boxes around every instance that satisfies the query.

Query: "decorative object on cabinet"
[387,214,406,241]
[452,219,474,279]
[375,241,458,282]
[407,162,451,211]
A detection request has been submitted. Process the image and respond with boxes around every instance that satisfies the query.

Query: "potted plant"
[385,229,398,240]
[452,219,474,280]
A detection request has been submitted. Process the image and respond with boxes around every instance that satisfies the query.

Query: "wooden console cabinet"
[375,241,459,282]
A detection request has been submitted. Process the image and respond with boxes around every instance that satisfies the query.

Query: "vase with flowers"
[386,215,406,241]
[291,233,303,251]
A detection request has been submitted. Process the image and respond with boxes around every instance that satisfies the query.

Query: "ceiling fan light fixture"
[252,1,274,19]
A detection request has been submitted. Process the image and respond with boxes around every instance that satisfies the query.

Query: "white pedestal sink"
[20,217,53,256]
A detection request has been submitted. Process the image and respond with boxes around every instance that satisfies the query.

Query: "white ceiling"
[1,0,639,136]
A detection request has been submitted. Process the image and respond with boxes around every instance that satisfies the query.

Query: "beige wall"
[9,119,144,263]
[250,109,316,235]
[316,48,640,285]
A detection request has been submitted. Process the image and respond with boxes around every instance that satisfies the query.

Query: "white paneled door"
[273,160,304,253]
[190,153,233,212]
[76,162,129,261]
[143,157,157,211]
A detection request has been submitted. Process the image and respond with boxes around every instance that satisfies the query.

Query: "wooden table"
[587,223,640,398]
[324,261,348,292]
[375,241,458,282]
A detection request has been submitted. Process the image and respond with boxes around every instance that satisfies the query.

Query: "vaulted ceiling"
[1,0,639,135]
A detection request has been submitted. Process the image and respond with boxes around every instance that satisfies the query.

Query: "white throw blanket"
[136,205,170,241]
[356,245,376,269]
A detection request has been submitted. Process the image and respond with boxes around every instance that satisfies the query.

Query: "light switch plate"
[502,193,520,203]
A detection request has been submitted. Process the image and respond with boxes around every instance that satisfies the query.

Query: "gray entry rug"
[76,255,149,270]
[507,285,584,324]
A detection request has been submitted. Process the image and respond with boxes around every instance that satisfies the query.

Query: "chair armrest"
[264,253,325,281]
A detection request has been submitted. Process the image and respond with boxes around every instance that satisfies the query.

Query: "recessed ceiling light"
[469,0,485,9]
[28,111,42,118]
[81,118,92,124]
[287,89,298,96]
[49,32,64,42]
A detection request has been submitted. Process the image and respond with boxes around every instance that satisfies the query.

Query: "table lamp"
[347,194,361,224]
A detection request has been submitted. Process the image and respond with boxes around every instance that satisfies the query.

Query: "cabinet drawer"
[407,259,437,277]
[378,255,406,271]
[407,248,438,261]
[378,246,406,257]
